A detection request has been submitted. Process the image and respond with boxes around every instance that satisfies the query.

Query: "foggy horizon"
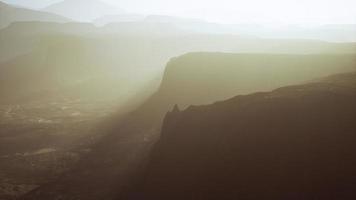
[2,0,356,25]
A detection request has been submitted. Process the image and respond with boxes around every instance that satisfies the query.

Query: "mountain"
[43,0,125,22]
[23,53,356,200]
[0,1,69,29]
[137,72,356,200]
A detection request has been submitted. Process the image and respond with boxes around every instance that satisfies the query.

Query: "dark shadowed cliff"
[138,72,356,200]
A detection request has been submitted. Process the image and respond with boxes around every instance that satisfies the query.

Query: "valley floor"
[0,99,118,199]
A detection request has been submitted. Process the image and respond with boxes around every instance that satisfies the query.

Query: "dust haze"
[0,0,356,199]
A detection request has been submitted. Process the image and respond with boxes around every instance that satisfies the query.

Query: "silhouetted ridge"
[139,72,356,200]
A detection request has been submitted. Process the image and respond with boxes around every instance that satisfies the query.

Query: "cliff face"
[139,72,356,200]
[158,53,356,108]
[129,52,356,130]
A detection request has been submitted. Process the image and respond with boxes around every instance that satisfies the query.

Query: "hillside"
[0,1,68,29]
[138,72,356,200]
[23,53,356,200]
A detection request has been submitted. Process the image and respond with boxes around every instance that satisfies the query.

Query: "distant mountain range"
[1,0,355,42]
[138,72,356,200]
[95,14,356,42]
[0,1,69,29]
[2,20,356,63]
[43,0,125,22]
[23,53,356,200]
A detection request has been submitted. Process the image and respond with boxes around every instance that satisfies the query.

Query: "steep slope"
[43,0,124,22]
[139,72,356,200]
[23,53,356,200]
[0,1,69,29]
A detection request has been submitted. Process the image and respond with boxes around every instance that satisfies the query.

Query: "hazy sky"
[4,0,356,24]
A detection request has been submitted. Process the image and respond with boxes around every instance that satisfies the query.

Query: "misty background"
[3,0,356,24]
[0,0,356,199]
